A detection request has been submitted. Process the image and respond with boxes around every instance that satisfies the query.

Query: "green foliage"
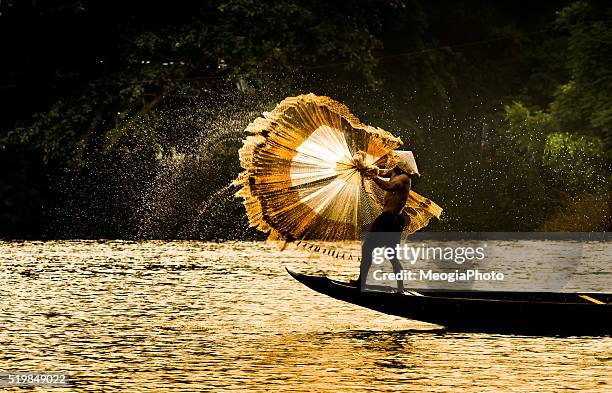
[2,0,611,237]
[543,132,607,190]
[492,85,609,229]
[551,0,612,145]
[1,0,388,168]
[503,102,558,164]
[485,0,612,231]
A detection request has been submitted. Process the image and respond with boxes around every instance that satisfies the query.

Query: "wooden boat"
[286,268,611,336]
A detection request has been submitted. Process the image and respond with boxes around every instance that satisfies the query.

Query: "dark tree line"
[0,0,610,238]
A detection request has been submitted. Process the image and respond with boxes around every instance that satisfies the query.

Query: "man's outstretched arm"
[370,175,409,191]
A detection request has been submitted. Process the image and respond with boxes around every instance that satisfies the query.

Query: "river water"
[1,240,610,392]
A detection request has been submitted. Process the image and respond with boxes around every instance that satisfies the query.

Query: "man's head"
[393,150,420,177]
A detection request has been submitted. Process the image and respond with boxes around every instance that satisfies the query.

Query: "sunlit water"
[1,240,610,392]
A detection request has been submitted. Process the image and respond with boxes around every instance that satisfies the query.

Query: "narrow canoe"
[286,268,611,336]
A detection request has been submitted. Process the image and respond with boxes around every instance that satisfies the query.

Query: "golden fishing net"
[234,94,442,259]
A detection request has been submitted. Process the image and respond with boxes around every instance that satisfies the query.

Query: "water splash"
[177,182,236,238]
[135,91,278,240]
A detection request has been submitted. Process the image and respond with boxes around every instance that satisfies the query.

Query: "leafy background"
[0,0,610,239]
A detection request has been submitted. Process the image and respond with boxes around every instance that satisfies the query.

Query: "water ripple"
[0,240,610,392]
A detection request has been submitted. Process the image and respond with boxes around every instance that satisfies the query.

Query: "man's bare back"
[382,174,410,213]
[368,169,411,214]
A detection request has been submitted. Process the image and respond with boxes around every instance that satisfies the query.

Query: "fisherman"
[354,151,420,292]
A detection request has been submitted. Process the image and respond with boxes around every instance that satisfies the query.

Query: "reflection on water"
[0,241,610,392]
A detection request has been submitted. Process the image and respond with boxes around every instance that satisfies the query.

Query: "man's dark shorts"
[360,212,406,289]
[369,212,405,233]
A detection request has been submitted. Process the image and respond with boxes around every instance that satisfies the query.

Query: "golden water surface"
[1,241,610,392]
